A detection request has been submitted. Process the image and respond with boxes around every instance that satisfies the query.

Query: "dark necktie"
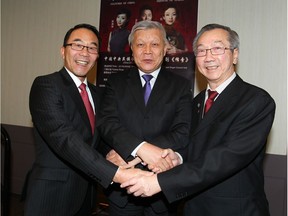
[204,90,218,114]
[142,74,153,105]
[79,83,95,134]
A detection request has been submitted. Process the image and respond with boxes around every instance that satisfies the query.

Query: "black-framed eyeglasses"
[65,43,98,54]
[195,47,231,57]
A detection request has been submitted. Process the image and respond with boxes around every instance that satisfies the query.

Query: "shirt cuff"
[131,141,146,157]
[175,152,183,164]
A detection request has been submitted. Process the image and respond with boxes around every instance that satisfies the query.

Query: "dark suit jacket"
[24,68,118,216]
[158,75,276,216]
[98,67,192,213]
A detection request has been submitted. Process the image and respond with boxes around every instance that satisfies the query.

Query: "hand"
[136,143,174,173]
[166,45,177,54]
[149,148,182,173]
[113,167,153,184]
[106,149,142,169]
[106,149,126,166]
[120,173,161,197]
[161,148,182,167]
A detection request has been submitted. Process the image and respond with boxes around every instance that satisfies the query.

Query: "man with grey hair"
[121,23,275,216]
[98,20,192,215]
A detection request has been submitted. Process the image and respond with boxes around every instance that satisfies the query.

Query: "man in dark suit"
[24,23,149,216]
[97,21,192,215]
[121,23,276,216]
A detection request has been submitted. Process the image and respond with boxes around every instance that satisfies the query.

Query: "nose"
[144,45,152,54]
[80,47,90,56]
[204,49,215,61]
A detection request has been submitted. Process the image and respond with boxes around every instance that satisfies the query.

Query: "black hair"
[63,23,101,48]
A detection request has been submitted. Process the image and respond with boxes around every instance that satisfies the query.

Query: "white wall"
[1,0,287,155]
[196,0,287,155]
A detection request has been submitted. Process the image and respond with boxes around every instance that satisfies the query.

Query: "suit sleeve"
[29,76,118,188]
[158,90,276,203]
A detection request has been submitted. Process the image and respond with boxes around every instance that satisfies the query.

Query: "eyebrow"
[197,40,224,48]
[71,38,98,47]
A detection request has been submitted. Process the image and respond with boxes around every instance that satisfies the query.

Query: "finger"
[161,149,170,158]
[120,179,135,188]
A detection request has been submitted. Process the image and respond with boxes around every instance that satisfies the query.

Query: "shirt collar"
[64,67,88,88]
[138,67,161,79]
[207,72,236,94]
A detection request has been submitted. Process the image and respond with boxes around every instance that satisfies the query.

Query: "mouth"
[75,60,89,66]
[206,65,218,70]
[142,59,153,64]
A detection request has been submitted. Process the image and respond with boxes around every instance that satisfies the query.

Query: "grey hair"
[128,20,168,46]
[193,23,240,53]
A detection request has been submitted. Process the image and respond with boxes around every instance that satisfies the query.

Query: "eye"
[137,43,144,48]
[197,49,205,54]
[75,44,84,49]
[212,47,223,52]
[88,47,97,51]
[152,43,159,47]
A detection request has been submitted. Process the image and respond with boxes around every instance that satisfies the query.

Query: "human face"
[195,29,238,89]
[61,28,99,82]
[116,13,128,28]
[131,28,167,73]
[163,8,177,25]
[141,10,153,21]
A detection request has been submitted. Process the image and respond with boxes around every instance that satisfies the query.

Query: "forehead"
[165,7,176,14]
[143,10,152,14]
[134,28,162,40]
[117,13,127,18]
[197,29,229,46]
[68,28,98,43]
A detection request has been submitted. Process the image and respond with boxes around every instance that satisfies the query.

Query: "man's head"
[193,23,239,88]
[128,21,168,73]
[61,24,100,82]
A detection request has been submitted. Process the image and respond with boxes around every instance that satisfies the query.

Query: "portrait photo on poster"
[97,0,198,92]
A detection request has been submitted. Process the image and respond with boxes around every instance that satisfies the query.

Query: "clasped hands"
[111,142,181,197]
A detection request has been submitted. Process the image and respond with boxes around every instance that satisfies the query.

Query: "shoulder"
[107,68,135,82]
[161,69,191,85]
[235,76,274,102]
[33,68,66,83]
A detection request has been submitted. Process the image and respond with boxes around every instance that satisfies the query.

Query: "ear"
[232,48,239,64]
[163,43,168,56]
[60,46,65,59]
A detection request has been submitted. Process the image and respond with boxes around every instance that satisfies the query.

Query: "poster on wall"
[97,0,198,91]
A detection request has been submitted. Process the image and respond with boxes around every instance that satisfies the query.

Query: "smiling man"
[98,20,192,216]
[121,23,276,216]
[24,23,148,216]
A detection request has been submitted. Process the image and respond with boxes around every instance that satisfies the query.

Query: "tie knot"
[142,74,153,83]
[79,83,86,92]
[208,90,218,100]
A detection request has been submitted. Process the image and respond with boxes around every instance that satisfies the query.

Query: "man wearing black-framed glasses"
[24,23,150,216]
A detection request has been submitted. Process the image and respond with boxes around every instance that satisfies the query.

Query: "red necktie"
[79,83,95,134]
[204,90,218,114]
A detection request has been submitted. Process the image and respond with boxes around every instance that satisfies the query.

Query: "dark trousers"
[75,185,93,216]
[108,199,177,216]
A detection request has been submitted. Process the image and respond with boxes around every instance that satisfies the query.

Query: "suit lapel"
[60,68,92,133]
[127,68,146,113]
[145,69,168,111]
[192,75,243,136]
